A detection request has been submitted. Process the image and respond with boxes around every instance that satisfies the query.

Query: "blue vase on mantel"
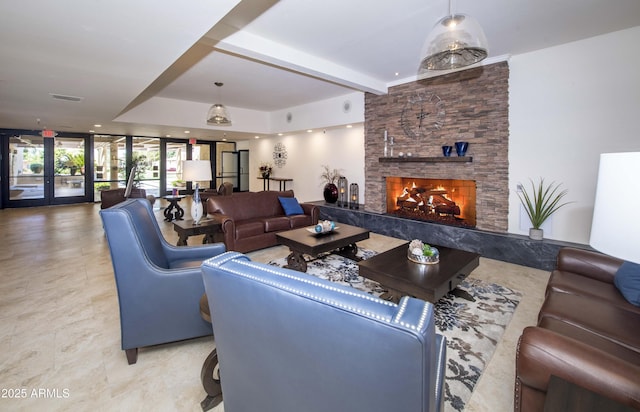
[455,141,469,157]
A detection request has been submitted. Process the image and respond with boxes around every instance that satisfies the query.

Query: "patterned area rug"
[269,249,521,412]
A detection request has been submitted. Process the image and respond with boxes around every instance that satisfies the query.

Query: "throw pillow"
[279,196,304,216]
[614,261,640,307]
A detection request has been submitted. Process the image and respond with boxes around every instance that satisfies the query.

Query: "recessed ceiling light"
[278,133,283,136]
[254,136,260,139]
[307,129,313,133]
[395,72,399,76]
[184,130,190,134]
[94,124,102,127]
[89,130,95,133]
[346,125,353,128]
[166,134,171,137]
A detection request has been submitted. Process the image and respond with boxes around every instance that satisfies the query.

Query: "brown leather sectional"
[206,190,319,253]
[515,247,640,411]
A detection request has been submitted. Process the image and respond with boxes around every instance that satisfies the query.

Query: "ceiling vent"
[49,93,84,102]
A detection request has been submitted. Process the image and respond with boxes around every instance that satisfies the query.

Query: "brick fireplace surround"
[366,62,509,232]
[318,62,584,271]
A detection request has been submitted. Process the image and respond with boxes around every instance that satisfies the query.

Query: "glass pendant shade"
[207,103,232,126]
[421,13,488,71]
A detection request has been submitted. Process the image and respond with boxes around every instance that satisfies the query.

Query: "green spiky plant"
[517,178,571,229]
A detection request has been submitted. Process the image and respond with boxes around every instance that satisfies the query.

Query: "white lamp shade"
[182,160,212,182]
[589,152,640,264]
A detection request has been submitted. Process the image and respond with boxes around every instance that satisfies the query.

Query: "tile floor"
[0,201,549,411]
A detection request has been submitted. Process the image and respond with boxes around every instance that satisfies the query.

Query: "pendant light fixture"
[206,82,232,126]
[420,0,488,71]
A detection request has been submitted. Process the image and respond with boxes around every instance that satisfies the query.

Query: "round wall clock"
[273,142,287,167]
[400,92,446,139]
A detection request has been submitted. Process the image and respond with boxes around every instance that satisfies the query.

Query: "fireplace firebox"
[386,177,476,228]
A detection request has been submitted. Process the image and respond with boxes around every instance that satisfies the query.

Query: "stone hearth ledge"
[313,201,590,271]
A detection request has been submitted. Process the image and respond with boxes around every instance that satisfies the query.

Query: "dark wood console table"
[258,176,293,191]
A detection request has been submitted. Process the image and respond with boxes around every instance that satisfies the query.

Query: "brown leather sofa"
[206,190,319,253]
[515,247,640,411]
[200,181,234,208]
[100,188,148,209]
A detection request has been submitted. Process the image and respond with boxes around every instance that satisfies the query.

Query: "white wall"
[508,26,640,244]
[244,26,640,246]
[248,126,365,203]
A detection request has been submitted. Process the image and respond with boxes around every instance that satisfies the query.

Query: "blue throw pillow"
[279,196,304,216]
[614,261,640,307]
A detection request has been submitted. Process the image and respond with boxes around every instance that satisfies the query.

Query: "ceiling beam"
[203,29,388,95]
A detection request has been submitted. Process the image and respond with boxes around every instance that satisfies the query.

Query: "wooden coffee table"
[358,243,480,303]
[276,223,370,272]
[172,218,222,246]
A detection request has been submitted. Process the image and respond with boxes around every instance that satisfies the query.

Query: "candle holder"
[349,183,359,209]
[383,130,388,157]
[337,176,348,207]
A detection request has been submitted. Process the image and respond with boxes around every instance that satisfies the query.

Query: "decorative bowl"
[407,248,439,264]
[306,220,338,235]
[407,239,439,264]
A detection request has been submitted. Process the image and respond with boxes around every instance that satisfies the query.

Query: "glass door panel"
[239,149,249,192]
[8,135,44,200]
[132,136,160,198]
[192,143,212,190]
[215,142,235,190]
[93,135,126,200]
[6,134,90,206]
[53,136,86,198]
[221,151,239,190]
[166,141,187,193]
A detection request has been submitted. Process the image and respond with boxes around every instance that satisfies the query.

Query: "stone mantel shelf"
[378,156,473,163]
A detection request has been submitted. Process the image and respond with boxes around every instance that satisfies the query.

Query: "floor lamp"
[589,152,640,304]
[183,160,212,225]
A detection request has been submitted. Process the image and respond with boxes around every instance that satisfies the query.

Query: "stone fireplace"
[363,62,510,232]
[317,63,571,272]
[386,177,476,228]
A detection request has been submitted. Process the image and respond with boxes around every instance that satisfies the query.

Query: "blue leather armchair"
[201,251,447,412]
[100,198,226,364]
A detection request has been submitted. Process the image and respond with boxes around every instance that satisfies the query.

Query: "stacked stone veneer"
[364,61,510,232]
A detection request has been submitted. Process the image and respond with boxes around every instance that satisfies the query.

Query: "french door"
[4,133,91,207]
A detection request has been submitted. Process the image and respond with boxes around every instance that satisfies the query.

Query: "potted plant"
[517,178,571,240]
[320,165,340,203]
[59,152,85,175]
[29,163,43,174]
[259,162,273,179]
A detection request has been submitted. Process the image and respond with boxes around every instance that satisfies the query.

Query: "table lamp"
[182,160,212,224]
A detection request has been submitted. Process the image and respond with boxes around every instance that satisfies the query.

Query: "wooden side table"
[199,293,223,411]
[172,218,222,246]
[162,195,185,222]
